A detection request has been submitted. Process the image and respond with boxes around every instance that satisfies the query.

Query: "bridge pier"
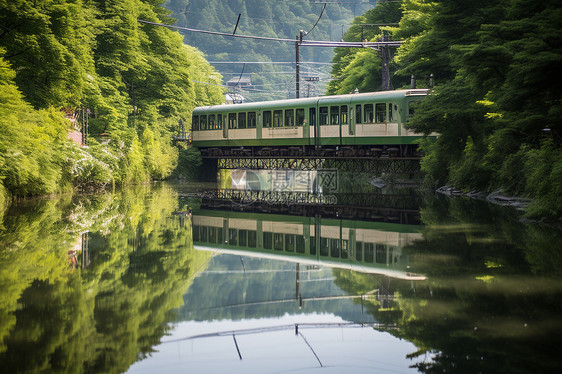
[200,158,219,182]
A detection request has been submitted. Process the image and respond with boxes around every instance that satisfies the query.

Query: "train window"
[248,112,257,128]
[273,110,283,127]
[192,115,199,131]
[364,104,374,123]
[364,243,374,263]
[228,113,237,129]
[330,106,339,125]
[340,105,348,124]
[239,230,248,246]
[310,235,316,255]
[229,229,237,245]
[238,112,247,129]
[208,114,216,129]
[274,233,283,251]
[376,244,386,264]
[193,226,200,241]
[407,101,418,118]
[285,234,295,252]
[209,227,217,243]
[319,107,329,125]
[217,228,223,243]
[309,108,316,126]
[296,236,305,253]
[389,103,395,122]
[355,105,362,124]
[375,103,386,123]
[263,111,272,128]
[248,231,257,247]
[263,232,272,249]
[320,238,329,256]
[200,115,207,130]
[200,226,208,242]
[330,239,340,258]
[296,109,305,126]
[355,242,363,261]
[285,109,294,127]
[217,114,223,130]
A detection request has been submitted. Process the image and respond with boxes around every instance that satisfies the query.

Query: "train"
[192,209,426,280]
[191,89,430,158]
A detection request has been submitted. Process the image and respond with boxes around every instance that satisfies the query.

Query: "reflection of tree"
[333,195,562,373]
[0,184,210,373]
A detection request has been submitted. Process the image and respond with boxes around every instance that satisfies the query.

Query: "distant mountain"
[164,0,375,100]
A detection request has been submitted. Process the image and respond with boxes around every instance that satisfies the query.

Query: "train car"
[192,209,426,280]
[191,89,429,157]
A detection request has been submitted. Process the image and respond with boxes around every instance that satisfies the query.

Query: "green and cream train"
[192,209,426,281]
[191,89,429,157]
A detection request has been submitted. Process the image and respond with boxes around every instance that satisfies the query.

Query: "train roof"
[193,89,429,113]
[194,245,427,280]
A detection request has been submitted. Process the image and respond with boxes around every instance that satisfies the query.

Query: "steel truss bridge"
[200,144,423,177]
[215,157,421,175]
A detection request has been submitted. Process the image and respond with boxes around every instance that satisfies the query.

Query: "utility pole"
[296,30,303,98]
[380,33,391,91]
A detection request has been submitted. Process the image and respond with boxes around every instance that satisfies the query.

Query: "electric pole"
[296,30,303,98]
[380,33,391,91]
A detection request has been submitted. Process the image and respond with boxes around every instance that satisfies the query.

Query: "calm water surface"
[0,178,561,373]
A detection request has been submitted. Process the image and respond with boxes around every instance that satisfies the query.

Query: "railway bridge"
[188,89,432,178]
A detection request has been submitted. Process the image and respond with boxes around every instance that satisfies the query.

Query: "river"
[0,173,561,373]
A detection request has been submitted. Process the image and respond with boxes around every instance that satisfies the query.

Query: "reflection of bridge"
[183,189,421,224]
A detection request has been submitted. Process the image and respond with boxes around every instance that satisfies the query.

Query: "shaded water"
[0,179,561,373]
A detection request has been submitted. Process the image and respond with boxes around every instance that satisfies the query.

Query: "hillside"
[164,0,374,101]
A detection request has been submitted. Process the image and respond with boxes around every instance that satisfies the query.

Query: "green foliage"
[0,183,210,370]
[333,0,562,219]
[172,146,202,180]
[522,140,562,220]
[0,0,224,199]
[0,54,72,195]
[327,1,403,94]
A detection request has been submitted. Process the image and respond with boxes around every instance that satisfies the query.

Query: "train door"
[310,107,319,147]
[298,108,308,140]
[338,106,343,146]
[339,102,351,146]
[349,103,357,136]
[256,110,262,140]
[222,113,228,139]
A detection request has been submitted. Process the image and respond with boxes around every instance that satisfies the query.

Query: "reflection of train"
[192,210,425,280]
[191,89,429,157]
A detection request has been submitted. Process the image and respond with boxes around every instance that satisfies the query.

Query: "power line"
[137,19,401,48]
[304,3,326,36]
[208,61,334,65]
[281,1,381,3]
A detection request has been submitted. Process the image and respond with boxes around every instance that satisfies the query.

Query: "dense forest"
[164,0,372,100]
[0,184,210,373]
[329,0,561,220]
[0,0,223,210]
